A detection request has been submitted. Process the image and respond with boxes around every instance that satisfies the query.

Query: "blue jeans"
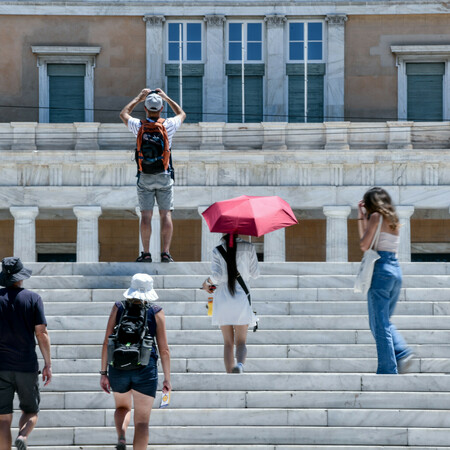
[367,251,411,374]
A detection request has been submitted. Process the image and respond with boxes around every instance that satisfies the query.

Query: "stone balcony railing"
[0,121,450,188]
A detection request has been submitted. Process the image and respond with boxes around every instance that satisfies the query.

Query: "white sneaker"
[398,354,415,374]
[232,363,244,373]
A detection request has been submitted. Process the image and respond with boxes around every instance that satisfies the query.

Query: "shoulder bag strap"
[369,215,383,251]
[215,245,251,306]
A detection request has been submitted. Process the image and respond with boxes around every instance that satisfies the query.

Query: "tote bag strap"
[369,215,383,251]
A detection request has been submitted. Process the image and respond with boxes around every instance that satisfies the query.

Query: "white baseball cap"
[144,93,163,111]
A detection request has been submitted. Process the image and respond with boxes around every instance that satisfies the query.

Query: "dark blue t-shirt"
[0,287,47,372]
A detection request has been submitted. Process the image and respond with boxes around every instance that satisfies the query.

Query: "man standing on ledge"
[0,257,52,450]
[120,88,186,263]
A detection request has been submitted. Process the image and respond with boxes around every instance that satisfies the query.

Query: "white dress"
[209,238,260,327]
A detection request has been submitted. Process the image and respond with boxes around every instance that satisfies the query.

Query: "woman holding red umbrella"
[202,234,260,374]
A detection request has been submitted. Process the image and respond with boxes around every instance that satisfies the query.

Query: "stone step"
[24,446,449,450]
[49,343,450,360]
[26,261,450,277]
[9,425,449,446]
[24,274,450,290]
[34,287,450,302]
[31,390,450,410]
[43,300,445,316]
[41,356,450,374]
[39,373,450,393]
[47,329,450,345]
[14,407,450,428]
[45,315,450,331]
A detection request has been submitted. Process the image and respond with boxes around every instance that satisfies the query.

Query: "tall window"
[166,22,204,122]
[287,21,325,123]
[391,46,450,121]
[227,22,264,123]
[168,22,202,62]
[31,46,100,123]
[228,22,263,62]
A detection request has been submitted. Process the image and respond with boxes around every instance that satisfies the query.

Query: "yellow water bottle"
[207,296,213,316]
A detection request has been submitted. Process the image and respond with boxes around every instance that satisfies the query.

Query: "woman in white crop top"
[358,187,413,374]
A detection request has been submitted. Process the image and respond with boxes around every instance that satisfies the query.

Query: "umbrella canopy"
[202,195,298,237]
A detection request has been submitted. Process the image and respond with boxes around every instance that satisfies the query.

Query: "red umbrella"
[202,195,298,237]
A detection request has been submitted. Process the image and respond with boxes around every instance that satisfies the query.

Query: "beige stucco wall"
[345,14,450,121]
[0,15,146,123]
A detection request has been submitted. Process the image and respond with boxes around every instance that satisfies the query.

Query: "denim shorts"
[0,371,40,414]
[137,172,174,211]
[108,358,158,398]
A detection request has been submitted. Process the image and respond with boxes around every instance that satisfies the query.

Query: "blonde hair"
[363,187,400,231]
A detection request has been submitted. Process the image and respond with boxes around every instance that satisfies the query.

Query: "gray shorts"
[137,172,174,212]
[0,371,40,414]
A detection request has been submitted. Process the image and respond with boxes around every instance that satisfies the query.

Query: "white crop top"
[376,231,399,253]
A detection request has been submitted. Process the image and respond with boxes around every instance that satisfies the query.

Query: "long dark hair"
[363,187,399,231]
[224,234,238,295]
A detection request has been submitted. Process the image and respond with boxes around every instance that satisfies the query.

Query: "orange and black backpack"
[135,119,170,175]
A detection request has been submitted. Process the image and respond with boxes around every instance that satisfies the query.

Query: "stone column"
[265,14,287,121]
[264,228,286,262]
[11,123,37,150]
[150,209,161,262]
[144,15,166,89]
[397,206,414,262]
[204,15,227,122]
[198,206,221,262]
[325,14,347,121]
[323,206,351,262]
[73,206,102,262]
[74,122,100,150]
[387,121,413,150]
[10,206,39,262]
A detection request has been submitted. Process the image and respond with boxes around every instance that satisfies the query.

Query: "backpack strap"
[215,245,251,306]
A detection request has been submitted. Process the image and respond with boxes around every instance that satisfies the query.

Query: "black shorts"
[0,371,40,414]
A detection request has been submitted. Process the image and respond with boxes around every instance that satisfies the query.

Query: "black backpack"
[107,301,156,370]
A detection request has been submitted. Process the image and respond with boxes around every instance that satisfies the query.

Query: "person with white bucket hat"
[100,274,171,450]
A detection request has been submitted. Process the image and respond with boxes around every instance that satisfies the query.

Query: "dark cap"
[0,257,32,287]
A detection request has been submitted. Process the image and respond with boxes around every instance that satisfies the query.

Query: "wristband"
[99,370,107,376]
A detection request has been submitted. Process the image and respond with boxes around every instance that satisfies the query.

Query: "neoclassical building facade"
[0,0,449,263]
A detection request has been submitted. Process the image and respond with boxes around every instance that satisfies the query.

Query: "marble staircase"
[13,262,450,449]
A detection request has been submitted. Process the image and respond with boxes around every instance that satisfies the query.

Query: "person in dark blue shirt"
[0,257,52,450]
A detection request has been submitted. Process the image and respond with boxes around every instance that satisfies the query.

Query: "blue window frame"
[228,22,263,62]
[289,22,323,62]
[168,22,202,62]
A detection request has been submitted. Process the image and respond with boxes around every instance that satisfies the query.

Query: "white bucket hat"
[123,273,158,301]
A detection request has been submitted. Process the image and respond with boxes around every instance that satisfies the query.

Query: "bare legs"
[132,391,154,450]
[0,412,39,450]
[0,414,12,450]
[140,210,153,254]
[159,210,173,254]
[113,390,155,450]
[220,325,249,373]
[140,209,173,255]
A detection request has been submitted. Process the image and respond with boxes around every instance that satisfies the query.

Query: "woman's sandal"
[116,443,126,450]
[136,252,152,262]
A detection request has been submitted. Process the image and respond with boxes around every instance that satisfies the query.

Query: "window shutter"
[227,76,263,123]
[48,64,85,123]
[167,76,203,123]
[407,63,444,121]
[287,64,325,123]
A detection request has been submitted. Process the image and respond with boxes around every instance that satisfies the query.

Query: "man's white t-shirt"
[128,116,182,148]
